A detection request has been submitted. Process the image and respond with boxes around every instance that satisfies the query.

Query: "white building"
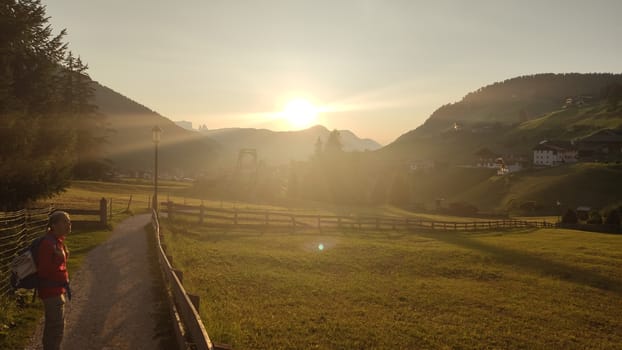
[409,160,435,172]
[533,141,578,166]
[174,120,193,130]
[476,152,526,175]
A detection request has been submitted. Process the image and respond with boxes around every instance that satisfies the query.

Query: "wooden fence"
[58,196,135,227]
[162,201,555,232]
[0,198,132,299]
[151,210,230,350]
[0,207,52,298]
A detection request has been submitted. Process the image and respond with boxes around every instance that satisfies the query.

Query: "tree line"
[0,0,107,209]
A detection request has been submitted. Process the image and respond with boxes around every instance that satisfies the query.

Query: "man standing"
[38,211,71,350]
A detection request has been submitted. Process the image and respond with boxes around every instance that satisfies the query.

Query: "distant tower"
[314,137,323,157]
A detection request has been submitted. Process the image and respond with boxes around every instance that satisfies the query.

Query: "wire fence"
[0,207,53,298]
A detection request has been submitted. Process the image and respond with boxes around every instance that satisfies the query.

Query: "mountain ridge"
[201,124,382,165]
[92,82,220,174]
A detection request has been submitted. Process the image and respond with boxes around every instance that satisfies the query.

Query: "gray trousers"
[42,294,66,350]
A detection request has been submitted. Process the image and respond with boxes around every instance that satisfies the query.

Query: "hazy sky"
[45,0,622,144]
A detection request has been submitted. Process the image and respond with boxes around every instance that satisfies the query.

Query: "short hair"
[48,211,70,229]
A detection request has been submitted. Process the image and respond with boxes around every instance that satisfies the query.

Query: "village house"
[408,160,435,172]
[575,129,622,161]
[533,140,578,166]
[475,148,527,175]
[563,95,593,108]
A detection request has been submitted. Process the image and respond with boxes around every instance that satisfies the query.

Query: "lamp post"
[152,125,162,213]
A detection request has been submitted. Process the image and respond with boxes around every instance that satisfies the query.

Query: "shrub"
[605,209,621,225]
[587,211,603,224]
[561,209,578,224]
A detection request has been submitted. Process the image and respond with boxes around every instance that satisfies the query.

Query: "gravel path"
[26,214,165,350]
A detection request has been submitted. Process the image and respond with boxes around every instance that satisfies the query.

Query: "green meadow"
[161,219,622,349]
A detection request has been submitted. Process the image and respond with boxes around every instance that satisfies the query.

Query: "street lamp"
[152,125,162,213]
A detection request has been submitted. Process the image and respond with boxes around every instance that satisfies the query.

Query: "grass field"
[161,218,622,349]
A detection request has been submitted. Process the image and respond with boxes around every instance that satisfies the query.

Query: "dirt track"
[26,214,166,350]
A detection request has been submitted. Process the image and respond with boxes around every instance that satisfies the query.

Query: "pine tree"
[314,137,323,158]
[67,55,109,179]
[0,0,104,208]
[324,129,343,154]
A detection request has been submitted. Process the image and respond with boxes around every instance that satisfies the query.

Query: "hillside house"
[475,149,527,175]
[576,206,592,221]
[533,140,578,166]
[576,129,622,161]
[409,160,435,172]
[563,96,593,108]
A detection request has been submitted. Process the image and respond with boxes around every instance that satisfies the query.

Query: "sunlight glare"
[282,98,318,129]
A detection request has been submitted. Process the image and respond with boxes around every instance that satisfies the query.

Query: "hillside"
[453,163,622,213]
[202,125,381,165]
[383,73,622,164]
[92,83,220,174]
[366,73,622,213]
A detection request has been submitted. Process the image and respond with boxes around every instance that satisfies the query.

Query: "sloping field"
[454,163,622,213]
[161,220,622,349]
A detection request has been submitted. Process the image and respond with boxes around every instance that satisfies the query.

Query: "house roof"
[577,129,622,144]
[533,140,576,152]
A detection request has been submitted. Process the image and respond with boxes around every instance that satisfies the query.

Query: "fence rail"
[152,210,229,350]
[162,201,555,232]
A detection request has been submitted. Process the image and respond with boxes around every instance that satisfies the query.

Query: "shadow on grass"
[168,221,419,243]
[416,230,621,293]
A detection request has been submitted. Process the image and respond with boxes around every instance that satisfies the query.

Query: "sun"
[281,98,318,129]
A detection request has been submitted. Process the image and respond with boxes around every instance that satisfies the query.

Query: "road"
[26,214,169,350]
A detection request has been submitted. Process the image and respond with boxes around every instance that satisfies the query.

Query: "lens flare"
[318,243,324,251]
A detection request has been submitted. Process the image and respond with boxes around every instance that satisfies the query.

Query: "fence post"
[167,201,174,221]
[188,294,200,310]
[126,195,133,212]
[109,198,113,221]
[291,215,296,233]
[97,198,107,226]
[199,205,205,224]
[174,269,183,284]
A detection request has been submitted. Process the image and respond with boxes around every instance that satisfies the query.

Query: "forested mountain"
[202,125,381,165]
[382,73,622,164]
[92,83,220,174]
